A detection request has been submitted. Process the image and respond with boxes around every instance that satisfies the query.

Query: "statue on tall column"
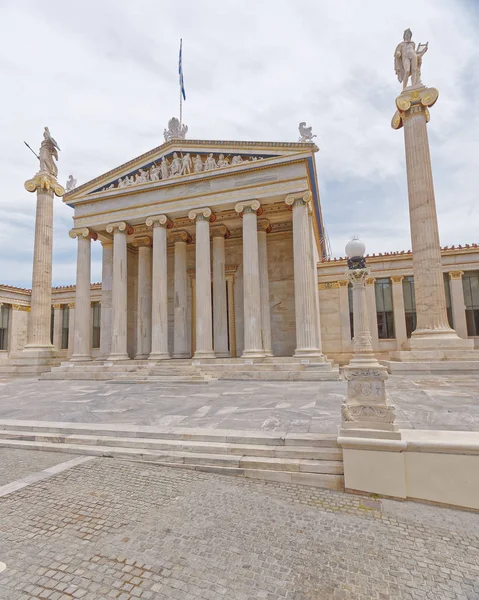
[39,127,61,178]
[394,28,428,90]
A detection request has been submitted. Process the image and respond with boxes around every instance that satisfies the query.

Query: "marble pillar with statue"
[389,30,476,367]
[19,128,65,365]
[339,238,399,439]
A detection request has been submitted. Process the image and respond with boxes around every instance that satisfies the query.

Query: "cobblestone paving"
[0,449,76,486]
[0,458,478,599]
[0,374,478,432]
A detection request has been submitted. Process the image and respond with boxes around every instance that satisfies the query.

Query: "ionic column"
[211,225,230,358]
[308,204,323,353]
[235,201,265,358]
[188,208,215,359]
[52,304,63,351]
[9,305,30,353]
[146,215,174,360]
[449,271,468,339]
[391,276,408,349]
[285,192,322,358]
[67,303,75,359]
[106,221,133,360]
[338,280,352,353]
[258,219,272,357]
[99,241,113,359]
[365,277,379,350]
[392,87,467,349]
[69,228,97,361]
[171,230,192,358]
[132,235,153,359]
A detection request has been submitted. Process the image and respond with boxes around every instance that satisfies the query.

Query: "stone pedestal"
[106,221,133,360]
[391,87,474,358]
[189,209,215,359]
[212,226,230,358]
[171,231,191,358]
[235,201,265,358]
[340,267,399,440]
[70,228,97,361]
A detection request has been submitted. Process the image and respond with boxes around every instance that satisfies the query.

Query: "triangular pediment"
[64,139,318,204]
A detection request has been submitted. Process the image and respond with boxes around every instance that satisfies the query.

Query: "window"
[375,278,395,339]
[443,274,454,329]
[0,304,10,350]
[402,276,416,337]
[92,302,101,348]
[61,305,70,350]
[463,271,479,336]
[348,283,354,339]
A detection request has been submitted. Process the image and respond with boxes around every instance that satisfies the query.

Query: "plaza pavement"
[0,449,478,600]
[0,374,478,433]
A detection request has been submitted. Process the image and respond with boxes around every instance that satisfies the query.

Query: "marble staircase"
[0,421,344,491]
[40,357,339,382]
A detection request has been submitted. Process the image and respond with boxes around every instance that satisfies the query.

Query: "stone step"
[0,420,339,447]
[217,370,339,381]
[0,430,342,461]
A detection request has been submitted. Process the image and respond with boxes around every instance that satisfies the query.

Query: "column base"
[293,348,324,359]
[19,345,56,360]
[241,350,266,359]
[173,352,191,359]
[409,329,474,352]
[148,352,170,361]
[215,351,230,358]
[107,353,130,361]
[193,350,216,359]
[263,350,274,357]
[70,354,92,362]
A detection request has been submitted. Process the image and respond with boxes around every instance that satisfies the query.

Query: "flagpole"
[179,38,183,129]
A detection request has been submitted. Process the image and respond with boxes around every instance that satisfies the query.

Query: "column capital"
[24,173,65,197]
[449,270,464,280]
[258,219,272,233]
[52,303,62,310]
[235,200,263,215]
[391,87,439,130]
[211,224,231,239]
[338,280,349,288]
[106,221,134,235]
[145,214,173,228]
[68,302,75,309]
[188,207,216,222]
[391,275,404,284]
[69,227,98,241]
[12,304,30,312]
[131,236,152,248]
[285,191,312,208]
[347,267,370,287]
[169,230,192,244]
[365,277,376,285]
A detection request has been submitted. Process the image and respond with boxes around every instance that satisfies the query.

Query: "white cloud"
[0,0,477,285]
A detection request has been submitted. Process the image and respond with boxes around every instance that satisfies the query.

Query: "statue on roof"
[39,127,61,177]
[298,122,316,143]
[193,154,203,173]
[394,28,428,90]
[163,117,188,142]
[65,174,77,192]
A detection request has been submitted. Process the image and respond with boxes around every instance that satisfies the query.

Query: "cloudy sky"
[1,0,478,287]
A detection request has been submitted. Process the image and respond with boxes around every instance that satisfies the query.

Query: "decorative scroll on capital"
[69,227,98,241]
[346,267,370,287]
[391,86,439,130]
[131,236,152,248]
[106,221,134,235]
[169,230,192,244]
[188,207,216,222]
[25,173,65,197]
[338,280,349,288]
[284,190,312,208]
[366,277,376,285]
[52,303,62,310]
[68,302,75,309]
[391,275,404,284]
[145,214,173,229]
[258,219,272,233]
[235,200,263,215]
[449,270,464,280]
[211,224,231,239]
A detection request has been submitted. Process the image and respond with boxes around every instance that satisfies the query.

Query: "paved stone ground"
[0,374,478,432]
[0,453,478,600]
[0,449,77,486]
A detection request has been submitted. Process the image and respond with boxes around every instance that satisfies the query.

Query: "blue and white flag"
[179,39,186,101]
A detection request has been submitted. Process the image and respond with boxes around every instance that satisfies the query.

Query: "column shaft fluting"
[26,189,54,350]
[173,238,189,358]
[150,224,170,359]
[289,197,321,357]
[193,214,215,358]
[403,110,452,337]
[99,242,113,359]
[258,229,272,356]
[53,305,62,351]
[212,234,229,357]
[71,233,92,361]
[135,244,153,359]
[239,205,264,358]
[108,225,129,360]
